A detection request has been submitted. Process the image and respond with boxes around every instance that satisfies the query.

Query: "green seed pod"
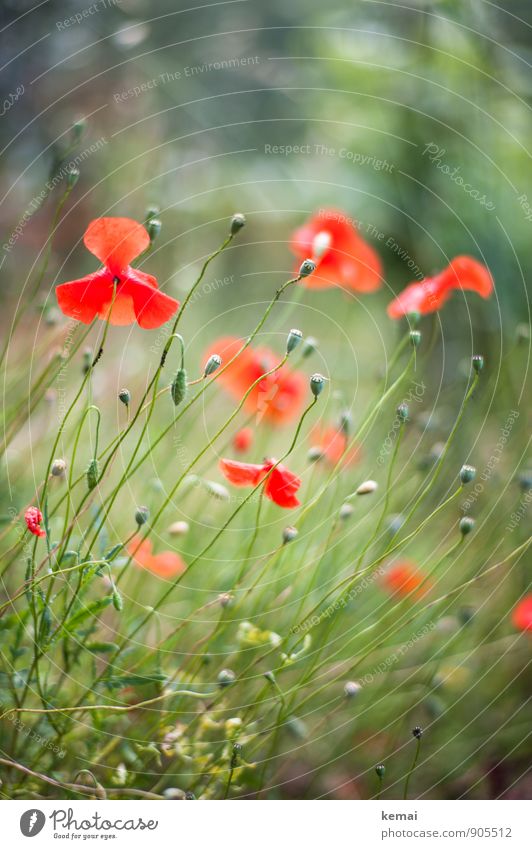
[282,526,298,544]
[171,368,187,406]
[472,354,484,373]
[147,218,161,241]
[204,354,222,376]
[135,506,150,526]
[397,403,409,422]
[230,213,246,234]
[299,258,316,278]
[217,668,236,688]
[459,516,475,535]
[375,764,386,778]
[410,330,422,347]
[286,328,303,354]
[118,388,130,406]
[310,373,326,397]
[412,725,423,739]
[460,464,476,484]
[86,459,99,491]
[66,166,80,188]
[302,336,318,358]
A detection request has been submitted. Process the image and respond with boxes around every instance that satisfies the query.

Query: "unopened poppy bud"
[282,525,298,544]
[410,330,422,347]
[118,388,130,406]
[356,479,378,495]
[299,258,316,278]
[460,464,476,484]
[218,668,236,688]
[147,217,161,241]
[412,725,423,739]
[218,593,233,608]
[472,354,484,373]
[286,328,303,354]
[51,458,67,477]
[518,471,532,492]
[339,410,353,435]
[230,213,246,234]
[66,166,79,189]
[86,459,99,491]
[204,354,222,376]
[135,505,150,526]
[168,520,189,536]
[397,403,409,422]
[310,373,326,397]
[171,368,187,406]
[375,764,386,778]
[339,503,354,521]
[459,516,475,535]
[71,118,86,142]
[264,670,276,684]
[112,588,123,611]
[302,336,318,358]
[307,446,324,462]
[344,680,361,698]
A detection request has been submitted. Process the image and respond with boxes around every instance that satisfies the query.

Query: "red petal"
[219,458,266,487]
[264,464,301,508]
[56,268,115,324]
[148,550,186,578]
[84,218,150,275]
[387,277,451,319]
[127,535,153,568]
[121,269,179,329]
[441,256,493,298]
[512,596,532,631]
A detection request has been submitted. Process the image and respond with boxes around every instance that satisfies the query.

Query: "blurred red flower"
[56,217,179,329]
[309,424,361,466]
[387,256,493,319]
[25,506,45,538]
[233,426,254,453]
[219,457,301,508]
[383,561,430,599]
[290,208,382,291]
[127,534,185,578]
[511,596,532,632]
[204,337,306,425]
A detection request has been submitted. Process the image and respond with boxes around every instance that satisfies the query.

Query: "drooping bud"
[298,258,316,278]
[51,458,67,477]
[112,587,123,612]
[282,526,298,544]
[459,516,475,535]
[118,388,130,407]
[135,505,150,526]
[86,459,99,491]
[147,217,161,242]
[397,403,409,422]
[310,373,326,397]
[460,464,476,484]
[217,668,236,688]
[472,354,484,374]
[343,680,361,698]
[286,328,303,354]
[204,354,222,376]
[302,336,318,358]
[171,368,187,406]
[356,479,378,496]
[230,213,246,235]
[410,330,422,347]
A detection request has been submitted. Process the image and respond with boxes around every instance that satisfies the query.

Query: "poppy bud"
[472,354,484,373]
[302,336,318,358]
[282,525,298,544]
[339,410,353,435]
[205,480,230,501]
[145,204,160,221]
[459,516,475,535]
[171,368,187,406]
[410,330,422,347]
[459,464,476,484]
[230,213,246,235]
[299,258,316,278]
[204,354,222,376]
[310,373,326,397]
[51,458,67,477]
[168,520,189,536]
[66,167,79,189]
[86,459,99,491]
[218,593,233,608]
[218,668,236,688]
[112,588,123,612]
[339,503,354,520]
[356,479,378,495]
[307,446,324,463]
[286,328,303,354]
[71,118,86,142]
[118,388,130,407]
[518,471,532,492]
[147,217,161,242]
[135,505,150,526]
[412,725,423,739]
[397,403,409,422]
[344,680,361,698]
[375,764,386,778]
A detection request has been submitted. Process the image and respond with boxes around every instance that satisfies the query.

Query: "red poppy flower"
[309,424,361,467]
[290,208,382,291]
[127,535,185,578]
[204,337,306,425]
[56,218,179,329]
[511,596,532,632]
[233,427,253,453]
[387,255,493,319]
[219,457,301,508]
[25,506,45,538]
[382,561,430,599]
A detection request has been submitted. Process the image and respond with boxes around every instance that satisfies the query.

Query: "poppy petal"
[264,464,301,508]
[121,269,180,329]
[219,458,265,487]
[84,217,150,275]
[387,277,451,319]
[56,268,115,324]
[147,551,186,578]
[127,535,154,568]
[442,256,493,298]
